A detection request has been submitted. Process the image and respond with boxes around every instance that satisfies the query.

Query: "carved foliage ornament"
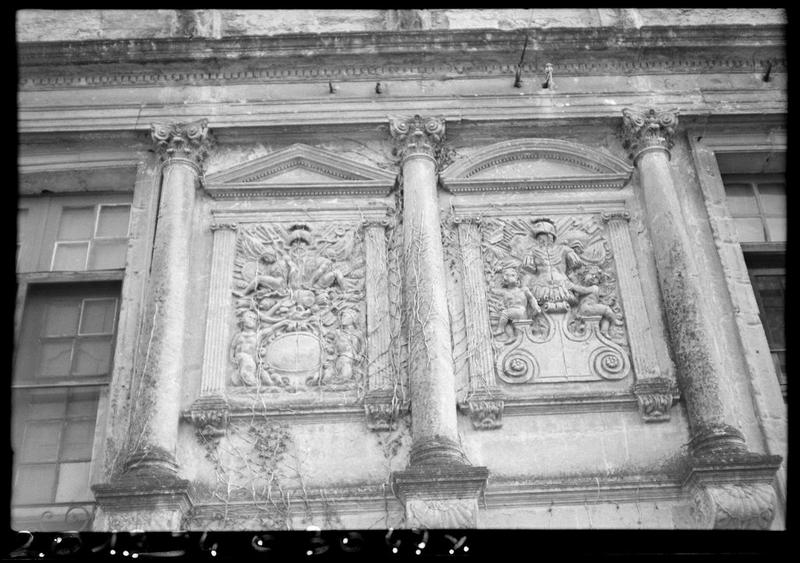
[692,483,776,529]
[150,119,212,164]
[405,499,477,528]
[389,115,447,163]
[481,214,630,385]
[621,107,679,160]
[229,222,366,395]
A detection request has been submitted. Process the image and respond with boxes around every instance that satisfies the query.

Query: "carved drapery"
[453,216,504,430]
[601,211,676,422]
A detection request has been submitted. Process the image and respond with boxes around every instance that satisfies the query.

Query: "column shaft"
[622,108,744,456]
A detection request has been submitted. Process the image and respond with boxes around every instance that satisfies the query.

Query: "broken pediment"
[440,138,633,193]
[204,143,397,199]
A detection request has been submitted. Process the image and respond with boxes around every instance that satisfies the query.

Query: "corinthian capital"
[389,115,447,163]
[621,107,679,162]
[151,119,211,165]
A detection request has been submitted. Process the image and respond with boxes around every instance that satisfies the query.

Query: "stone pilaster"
[622,108,780,528]
[363,217,407,430]
[389,115,488,528]
[188,221,237,437]
[601,211,676,422]
[93,119,211,530]
[453,216,504,430]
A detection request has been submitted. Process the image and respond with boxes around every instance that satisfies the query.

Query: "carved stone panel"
[228,222,367,397]
[480,214,631,386]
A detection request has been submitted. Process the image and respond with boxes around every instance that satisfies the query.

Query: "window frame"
[13,192,132,531]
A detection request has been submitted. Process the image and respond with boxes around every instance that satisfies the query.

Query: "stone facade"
[15,9,786,530]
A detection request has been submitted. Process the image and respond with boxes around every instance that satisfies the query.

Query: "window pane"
[57,207,94,241]
[66,388,99,418]
[15,465,57,504]
[88,239,127,270]
[72,337,113,376]
[765,217,787,242]
[25,389,68,420]
[20,422,61,462]
[758,183,786,215]
[62,421,95,461]
[52,242,88,271]
[79,299,116,335]
[96,205,131,238]
[43,300,81,337]
[38,340,73,377]
[725,184,758,216]
[55,462,92,503]
[754,276,785,348]
[732,218,766,242]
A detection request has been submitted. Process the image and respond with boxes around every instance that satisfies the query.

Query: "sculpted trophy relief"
[482,215,631,384]
[228,223,366,394]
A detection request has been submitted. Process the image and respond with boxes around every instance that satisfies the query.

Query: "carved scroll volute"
[452,215,504,430]
[601,211,677,422]
[621,108,679,162]
[363,216,407,431]
[151,119,212,166]
[389,115,447,165]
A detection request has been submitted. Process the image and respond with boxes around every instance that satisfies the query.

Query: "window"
[722,174,786,243]
[721,167,786,401]
[13,193,131,531]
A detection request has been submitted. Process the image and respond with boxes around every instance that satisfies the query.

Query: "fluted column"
[388,115,488,529]
[622,108,781,529]
[93,120,210,530]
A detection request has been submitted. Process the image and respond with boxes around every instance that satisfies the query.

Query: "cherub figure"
[571,267,624,337]
[494,267,541,339]
[332,308,363,382]
[229,310,259,386]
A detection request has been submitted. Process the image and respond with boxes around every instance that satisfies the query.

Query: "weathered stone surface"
[13,10,786,532]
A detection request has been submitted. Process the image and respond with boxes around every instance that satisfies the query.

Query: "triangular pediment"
[204,144,397,199]
[441,139,633,193]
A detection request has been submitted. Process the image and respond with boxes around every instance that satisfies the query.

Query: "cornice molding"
[18,25,785,65]
[19,90,786,136]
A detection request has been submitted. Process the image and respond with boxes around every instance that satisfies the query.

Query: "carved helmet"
[288,224,313,245]
[531,218,557,239]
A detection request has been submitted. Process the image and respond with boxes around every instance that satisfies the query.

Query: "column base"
[92,470,191,531]
[392,465,489,528]
[409,436,470,466]
[688,424,747,458]
[680,451,782,529]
